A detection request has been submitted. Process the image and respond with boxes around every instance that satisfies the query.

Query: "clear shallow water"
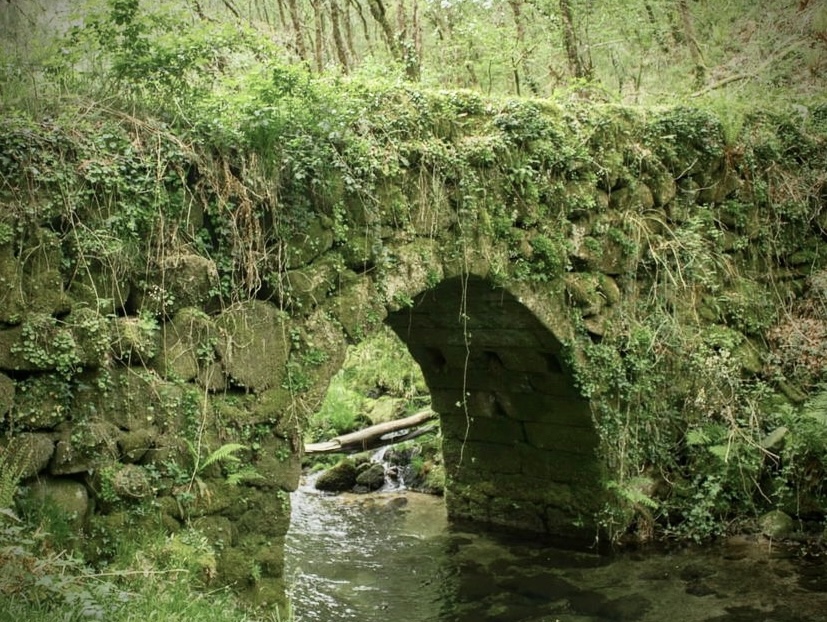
[286,478,827,622]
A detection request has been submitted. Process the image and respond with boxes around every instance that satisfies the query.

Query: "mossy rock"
[50,419,120,475]
[0,231,71,324]
[110,315,160,364]
[152,307,220,383]
[282,254,345,312]
[315,459,357,492]
[27,476,90,527]
[109,463,154,500]
[129,253,219,317]
[355,462,385,492]
[71,368,186,433]
[325,277,387,341]
[284,217,335,269]
[117,427,157,463]
[215,301,290,392]
[8,374,72,431]
[67,259,132,315]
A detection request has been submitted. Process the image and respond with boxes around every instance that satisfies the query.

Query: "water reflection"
[286,479,827,622]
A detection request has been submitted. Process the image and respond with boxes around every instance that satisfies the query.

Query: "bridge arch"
[385,275,605,540]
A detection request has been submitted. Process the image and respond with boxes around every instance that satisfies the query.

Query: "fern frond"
[226,467,265,487]
[200,443,245,471]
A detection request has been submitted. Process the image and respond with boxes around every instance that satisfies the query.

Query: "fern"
[0,447,26,512]
[200,443,245,471]
[226,467,265,487]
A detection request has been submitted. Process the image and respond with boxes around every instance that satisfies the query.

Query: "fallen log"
[304,409,437,455]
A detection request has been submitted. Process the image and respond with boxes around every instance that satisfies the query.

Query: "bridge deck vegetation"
[0,1,826,620]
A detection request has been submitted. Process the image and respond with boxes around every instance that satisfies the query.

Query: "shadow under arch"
[386,275,606,543]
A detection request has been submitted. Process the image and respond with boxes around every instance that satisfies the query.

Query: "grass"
[0,511,290,622]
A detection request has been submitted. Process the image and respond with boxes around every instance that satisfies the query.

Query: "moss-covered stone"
[8,374,72,431]
[283,254,345,311]
[315,459,357,492]
[152,307,220,383]
[0,230,71,324]
[127,253,218,317]
[27,476,90,527]
[110,315,160,364]
[215,301,290,392]
[325,277,386,341]
[284,217,335,269]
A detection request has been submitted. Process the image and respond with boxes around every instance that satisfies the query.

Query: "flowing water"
[286,476,827,622]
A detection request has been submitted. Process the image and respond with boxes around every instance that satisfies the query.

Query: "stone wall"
[1,99,825,605]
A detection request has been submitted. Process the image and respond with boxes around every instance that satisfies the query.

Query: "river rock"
[355,463,385,492]
[760,509,795,539]
[314,460,357,492]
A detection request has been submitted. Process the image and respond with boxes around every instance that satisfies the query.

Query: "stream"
[286,476,827,622]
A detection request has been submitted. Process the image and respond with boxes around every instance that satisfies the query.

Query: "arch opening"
[386,275,605,541]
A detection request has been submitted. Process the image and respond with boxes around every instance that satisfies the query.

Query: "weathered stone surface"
[251,436,301,492]
[608,183,654,212]
[284,218,335,269]
[326,277,387,340]
[8,374,72,431]
[27,476,90,526]
[355,463,386,492]
[71,368,186,432]
[129,253,219,317]
[50,420,120,475]
[383,239,444,312]
[110,464,154,499]
[283,254,345,311]
[117,427,157,463]
[110,316,160,364]
[0,231,71,324]
[315,459,357,492]
[152,307,220,383]
[215,301,290,392]
[760,509,795,539]
[67,259,131,315]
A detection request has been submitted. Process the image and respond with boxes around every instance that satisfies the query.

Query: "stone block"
[128,253,219,317]
[28,476,90,526]
[523,421,600,454]
[216,301,290,393]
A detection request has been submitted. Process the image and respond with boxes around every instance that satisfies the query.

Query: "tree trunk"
[313,0,325,72]
[677,0,706,86]
[304,409,437,454]
[285,0,307,61]
[559,0,589,79]
[330,0,350,72]
[367,0,401,60]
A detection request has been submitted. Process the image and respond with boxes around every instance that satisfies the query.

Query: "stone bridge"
[1,95,825,607]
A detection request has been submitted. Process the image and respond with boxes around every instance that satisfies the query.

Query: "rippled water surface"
[286,479,827,622]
